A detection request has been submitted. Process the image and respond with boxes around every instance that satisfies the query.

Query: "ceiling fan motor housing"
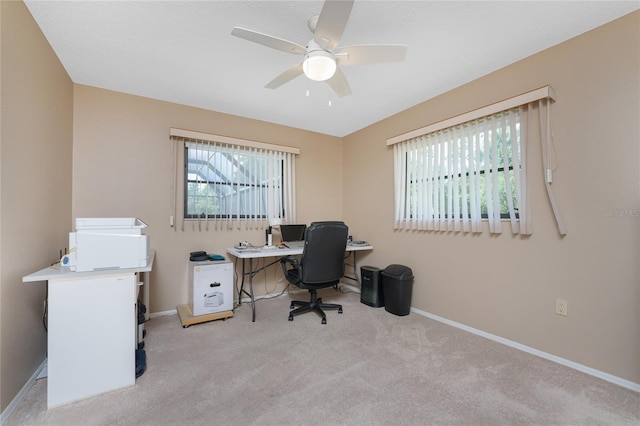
[230,0,406,97]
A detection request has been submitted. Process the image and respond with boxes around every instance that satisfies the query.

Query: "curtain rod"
[170,128,300,154]
[387,85,555,146]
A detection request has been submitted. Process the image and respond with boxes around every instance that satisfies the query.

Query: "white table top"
[226,243,372,259]
[23,250,155,282]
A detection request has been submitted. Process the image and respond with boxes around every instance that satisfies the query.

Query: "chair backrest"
[300,221,349,285]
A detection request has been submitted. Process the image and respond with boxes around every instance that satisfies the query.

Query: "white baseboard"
[339,283,361,293]
[36,360,48,379]
[150,309,177,318]
[411,307,640,393]
[0,358,47,425]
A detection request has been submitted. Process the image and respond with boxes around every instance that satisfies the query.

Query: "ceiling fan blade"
[314,0,354,50]
[265,63,304,89]
[325,67,352,98]
[335,44,408,66]
[231,27,306,55]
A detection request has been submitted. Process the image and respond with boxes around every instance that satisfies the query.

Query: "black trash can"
[361,266,384,307]
[382,264,414,316]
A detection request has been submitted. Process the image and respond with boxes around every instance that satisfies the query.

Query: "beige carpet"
[5,289,640,425]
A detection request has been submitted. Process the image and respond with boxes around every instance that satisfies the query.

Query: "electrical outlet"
[555,299,568,316]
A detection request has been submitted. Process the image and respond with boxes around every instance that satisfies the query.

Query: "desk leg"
[352,251,360,285]
[237,258,256,322]
[248,258,255,322]
[238,259,246,306]
[342,251,362,286]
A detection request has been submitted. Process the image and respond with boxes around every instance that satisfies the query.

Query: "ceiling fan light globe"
[302,51,336,81]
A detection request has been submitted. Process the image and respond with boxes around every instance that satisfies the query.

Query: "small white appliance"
[68,218,150,272]
[203,291,224,308]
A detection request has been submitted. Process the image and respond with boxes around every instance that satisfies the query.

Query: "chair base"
[288,289,342,324]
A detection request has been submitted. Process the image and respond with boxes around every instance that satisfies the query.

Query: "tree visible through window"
[408,123,520,220]
[394,107,523,233]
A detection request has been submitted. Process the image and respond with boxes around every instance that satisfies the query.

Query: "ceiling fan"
[230,0,407,97]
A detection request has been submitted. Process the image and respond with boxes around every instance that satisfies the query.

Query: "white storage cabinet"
[23,251,154,408]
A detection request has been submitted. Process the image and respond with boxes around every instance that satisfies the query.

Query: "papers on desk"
[281,241,305,249]
[233,246,262,252]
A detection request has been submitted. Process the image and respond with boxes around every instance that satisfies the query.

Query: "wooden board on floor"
[177,304,233,328]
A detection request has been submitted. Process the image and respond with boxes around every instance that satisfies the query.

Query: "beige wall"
[72,86,343,314]
[0,1,73,412]
[1,1,638,414]
[343,11,639,384]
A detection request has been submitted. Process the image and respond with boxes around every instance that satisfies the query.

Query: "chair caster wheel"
[338,307,343,314]
[289,303,294,309]
[317,298,322,303]
[288,315,294,321]
[321,318,327,325]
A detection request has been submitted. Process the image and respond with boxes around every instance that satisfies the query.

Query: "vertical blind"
[169,128,299,232]
[388,86,566,236]
[393,107,525,234]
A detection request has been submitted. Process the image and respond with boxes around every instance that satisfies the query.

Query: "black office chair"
[280,221,348,324]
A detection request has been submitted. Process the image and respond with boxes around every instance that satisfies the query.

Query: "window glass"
[184,143,284,219]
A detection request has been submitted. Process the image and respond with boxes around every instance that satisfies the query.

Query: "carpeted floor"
[5,288,640,425]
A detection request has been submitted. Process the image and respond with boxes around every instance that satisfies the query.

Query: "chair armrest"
[280,255,302,284]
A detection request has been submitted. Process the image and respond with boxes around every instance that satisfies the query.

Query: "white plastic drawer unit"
[188,260,234,316]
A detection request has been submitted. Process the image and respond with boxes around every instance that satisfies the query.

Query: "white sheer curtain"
[393,108,525,234]
[169,129,298,232]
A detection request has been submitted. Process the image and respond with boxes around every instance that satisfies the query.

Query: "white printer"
[69,218,150,272]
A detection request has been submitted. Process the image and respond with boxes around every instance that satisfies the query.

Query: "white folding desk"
[23,251,154,408]
[226,243,372,322]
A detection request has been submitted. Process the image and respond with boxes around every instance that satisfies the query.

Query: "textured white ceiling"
[25,1,639,137]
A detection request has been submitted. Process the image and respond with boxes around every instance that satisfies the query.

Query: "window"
[399,108,521,233]
[389,86,564,236]
[170,128,299,231]
[185,142,285,220]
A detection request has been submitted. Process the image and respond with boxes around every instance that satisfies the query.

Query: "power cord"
[42,285,48,332]
[231,254,295,309]
[255,283,291,302]
[50,247,76,267]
